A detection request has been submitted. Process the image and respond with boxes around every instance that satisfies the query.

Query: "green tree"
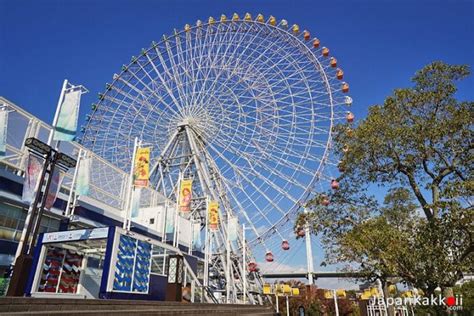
[297,62,473,297]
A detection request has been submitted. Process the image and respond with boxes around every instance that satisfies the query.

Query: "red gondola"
[281,240,290,250]
[248,261,257,272]
[321,196,330,206]
[346,112,354,123]
[297,229,306,237]
[331,179,340,190]
[336,68,344,80]
[330,57,337,68]
[265,251,274,262]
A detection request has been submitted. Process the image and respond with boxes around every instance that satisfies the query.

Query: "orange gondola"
[313,38,320,48]
[322,47,329,57]
[330,57,337,68]
[303,30,310,41]
[342,82,349,93]
[297,229,306,237]
[331,179,340,190]
[336,68,344,80]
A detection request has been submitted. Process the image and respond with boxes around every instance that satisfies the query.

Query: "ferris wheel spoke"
[205,140,295,218]
[193,21,275,108]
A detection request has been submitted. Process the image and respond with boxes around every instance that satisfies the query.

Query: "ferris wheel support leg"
[186,126,233,291]
[304,208,314,285]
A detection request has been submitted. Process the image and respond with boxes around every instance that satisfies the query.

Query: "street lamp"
[7,137,76,296]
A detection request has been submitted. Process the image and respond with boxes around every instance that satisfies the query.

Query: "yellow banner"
[179,179,193,212]
[133,147,150,187]
[208,201,219,231]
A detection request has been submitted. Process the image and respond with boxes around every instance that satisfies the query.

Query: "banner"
[22,154,44,204]
[45,169,64,210]
[130,188,141,218]
[133,147,150,187]
[179,179,193,212]
[228,216,238,241]
[54,88,81,141]
[0,109,7,158]
[192,222,201,249]
[75,156,91,196]
[208,201,219,231]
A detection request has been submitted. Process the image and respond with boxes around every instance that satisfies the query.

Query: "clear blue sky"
[1,0,472,127]
[1,0,473,288]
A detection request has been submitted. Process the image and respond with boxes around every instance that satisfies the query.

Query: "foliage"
[296,61,474,295]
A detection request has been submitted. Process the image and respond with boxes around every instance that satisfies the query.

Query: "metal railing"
[1,96,164,216]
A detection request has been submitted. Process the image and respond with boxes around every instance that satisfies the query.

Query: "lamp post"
[7,137,76,296]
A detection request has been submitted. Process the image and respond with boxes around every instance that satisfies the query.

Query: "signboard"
[43,227,109,243]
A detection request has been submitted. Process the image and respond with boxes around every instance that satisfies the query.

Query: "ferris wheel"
[81,13,353,274]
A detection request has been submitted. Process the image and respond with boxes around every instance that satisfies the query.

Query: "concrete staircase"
[0,297,275,315]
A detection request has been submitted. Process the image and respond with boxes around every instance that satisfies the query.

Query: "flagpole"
[48,79,68,147]
[174,172,182,248]
[242,223,247,304]
[123,137,138,231]
[204,196,210,287]
[226,214,231,303]
[65,148,83,217]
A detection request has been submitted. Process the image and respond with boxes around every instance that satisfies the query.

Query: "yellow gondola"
[220,14,227,23]
[232,13,239,21]
[184,24,191,32]
[269,16,276,26]
[256,14,264,23]
[208,16,215,25]
[292,24,300,34]
[244,13,252,21]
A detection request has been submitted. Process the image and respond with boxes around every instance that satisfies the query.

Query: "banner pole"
[226,213,231,303]
[204,196,210,287]
[123,137,138,230]
[242,223,247,304]
[66,148,83,217]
